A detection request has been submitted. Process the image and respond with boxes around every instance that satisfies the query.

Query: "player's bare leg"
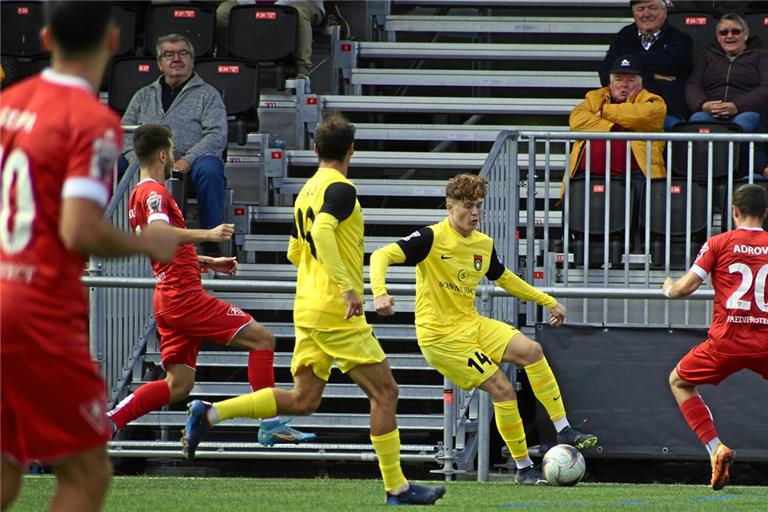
[669,369,733,490]
[347,361,398,435]
[1,456,22,511]
[49,446,111,512]
[165,364,196,403]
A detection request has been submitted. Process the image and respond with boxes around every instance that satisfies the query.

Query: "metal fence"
[481,129,768,329]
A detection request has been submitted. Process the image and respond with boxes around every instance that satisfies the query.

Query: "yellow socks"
[524,357,566,422]
[213,388,276,422]
[494,400,528,461]
[371,429,408,492]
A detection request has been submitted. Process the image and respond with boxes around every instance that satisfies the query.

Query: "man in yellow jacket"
[562,55,667,199]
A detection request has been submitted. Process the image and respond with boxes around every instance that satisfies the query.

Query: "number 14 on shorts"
[468,351,493,373]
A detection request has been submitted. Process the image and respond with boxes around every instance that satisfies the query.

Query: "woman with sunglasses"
[685,12,768,177]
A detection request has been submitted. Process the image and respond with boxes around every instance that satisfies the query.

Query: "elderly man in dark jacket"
[600,0,693,130]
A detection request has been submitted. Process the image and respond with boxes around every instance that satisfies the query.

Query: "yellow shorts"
[418,317,519,390]
[292,324,387,381]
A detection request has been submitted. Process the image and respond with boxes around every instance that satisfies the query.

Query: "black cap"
[609,55,643,75]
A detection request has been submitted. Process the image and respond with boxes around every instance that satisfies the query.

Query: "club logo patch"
[473,254,482,271]
[228,306,245,316]
[146,191,163,214]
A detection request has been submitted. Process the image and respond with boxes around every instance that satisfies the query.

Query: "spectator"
[564,55,667,199]
[600,0,693,130]
[216,1,349,79]
[685,13,768,177]
[121,34,228,255]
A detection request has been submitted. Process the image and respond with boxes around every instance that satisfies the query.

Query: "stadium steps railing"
[350,41,606,61]
[319,95,579,115]
[348,69,600,94]
[383,15,631,35]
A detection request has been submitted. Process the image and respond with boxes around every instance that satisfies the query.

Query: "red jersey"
[0,70,121,357]
[690,226,768,355]
[127,178,201,312]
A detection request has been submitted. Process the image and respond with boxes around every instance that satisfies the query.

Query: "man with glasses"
[600,0,693,130]
[369,174,597,486]
[121,34,228,256]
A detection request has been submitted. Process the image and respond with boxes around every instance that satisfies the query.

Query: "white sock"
[515,456,534,469]
[262,416,279,423]
[705,437,721,457]
[553,417,570,432]
[207,406,221,426]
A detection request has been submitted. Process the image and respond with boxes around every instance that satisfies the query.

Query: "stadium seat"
[113,4,138,57]
[1,54,49,89]
[641,179,708,268]
[195,59,260,144]
[107,57,161,114]
[667,12,715,57]
[744,12,768,48]
[1,1,46,57]
[567,177,630,268]
[670,121,742,181]
[144,2,216,58]
[227,4,298,87]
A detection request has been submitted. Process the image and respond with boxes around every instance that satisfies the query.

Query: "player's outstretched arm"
[662,273,703,299]
[168,223,235,244]
[200,256,238,276]
[61,197,178,262]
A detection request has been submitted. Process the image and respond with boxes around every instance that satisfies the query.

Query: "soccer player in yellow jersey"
[182,112,445,505]
[370,174,598,485]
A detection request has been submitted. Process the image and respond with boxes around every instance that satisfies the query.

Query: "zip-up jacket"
[685,41,768,116]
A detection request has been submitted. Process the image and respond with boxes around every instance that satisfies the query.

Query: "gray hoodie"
[122,73,227,165]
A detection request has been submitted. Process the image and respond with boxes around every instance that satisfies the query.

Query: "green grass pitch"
[9,476,768,511]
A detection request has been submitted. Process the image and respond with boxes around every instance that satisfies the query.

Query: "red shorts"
[1,352,110,467]
[155,290,253,369]
[676,338,768,386]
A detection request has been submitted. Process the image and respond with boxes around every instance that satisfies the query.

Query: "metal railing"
[481,129,768,329]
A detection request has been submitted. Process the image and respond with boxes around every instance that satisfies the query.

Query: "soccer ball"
[542,444,586,486]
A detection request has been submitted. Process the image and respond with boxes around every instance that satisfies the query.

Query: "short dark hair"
[45,1,114,55]
[314,112,355,162]
[133,124,173,166]
[733,184,767,219]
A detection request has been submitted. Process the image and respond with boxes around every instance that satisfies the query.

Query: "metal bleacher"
[108,0,633,474]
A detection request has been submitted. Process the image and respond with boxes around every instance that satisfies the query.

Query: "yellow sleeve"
[311,211,354,292]
[569,88,614,132]
[369,243,407,297]
[287,236,301,267]
[495,269,558,308]
[601,92,667,132]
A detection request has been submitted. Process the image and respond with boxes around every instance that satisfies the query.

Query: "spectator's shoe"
[515,465,548,486]
[258,417,317,447]
[710,443,734,491]
[386,483,446,505]
[326,2,351,40]
[557,425,598,450]
[181,400,212,460]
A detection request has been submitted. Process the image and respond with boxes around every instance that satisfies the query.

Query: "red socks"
[107,380,171,429]
[248,350,275,391]
[679,395,718,445]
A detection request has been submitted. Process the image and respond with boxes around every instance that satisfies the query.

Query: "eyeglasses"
[717,28,743,36]
[160,50,191,60]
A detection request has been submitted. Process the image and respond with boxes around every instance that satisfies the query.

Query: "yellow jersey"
[288,167,366,330]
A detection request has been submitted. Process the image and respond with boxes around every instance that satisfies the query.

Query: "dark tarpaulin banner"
[534,324,767,461]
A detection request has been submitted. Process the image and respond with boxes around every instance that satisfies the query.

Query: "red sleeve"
[691,234,721,279]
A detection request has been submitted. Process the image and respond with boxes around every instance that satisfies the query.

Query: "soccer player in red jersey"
[106,124,315,446]
[662,184,768,491]
[0,3,179,510]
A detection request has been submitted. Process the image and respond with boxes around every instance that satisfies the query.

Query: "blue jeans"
[118,154,225,229]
